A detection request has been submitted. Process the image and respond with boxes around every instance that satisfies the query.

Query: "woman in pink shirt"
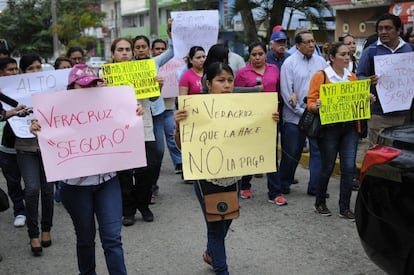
[179,46,206,95]
[235,41,279,92]
[234,41,281,202]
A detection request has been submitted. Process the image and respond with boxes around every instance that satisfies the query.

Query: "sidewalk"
[294,138,370,175]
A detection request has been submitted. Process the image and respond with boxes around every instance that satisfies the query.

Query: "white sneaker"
[13,215,26,227]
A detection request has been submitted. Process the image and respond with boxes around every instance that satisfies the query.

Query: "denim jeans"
[153,110,182,167]
[194,180,235,275]
[0,151,25,216]
[16,150,53,239]
[61,177,127,275]
[315,124,359,212]
[279,122,321,193]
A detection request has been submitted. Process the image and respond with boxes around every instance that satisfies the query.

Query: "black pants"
[118,141,160,216]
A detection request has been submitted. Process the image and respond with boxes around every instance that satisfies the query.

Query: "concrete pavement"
[0,151,385,275]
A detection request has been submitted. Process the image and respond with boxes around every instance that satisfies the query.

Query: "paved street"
[0,152,386,275]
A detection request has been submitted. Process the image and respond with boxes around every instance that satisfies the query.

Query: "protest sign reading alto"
[178,93,277,180]
[101,59,160,99]
[374,51,414,113]
[32,86,147,182]
[319,79,371,125]
[171,10,219,59]
[0,69,71,138]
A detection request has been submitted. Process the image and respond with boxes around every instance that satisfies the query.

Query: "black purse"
[298,108,321,137]
[298,70,326,138]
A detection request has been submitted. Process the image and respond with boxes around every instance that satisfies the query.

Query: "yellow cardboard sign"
[319,79,371,125]
[101,59,160,99]
[178,93,278,180]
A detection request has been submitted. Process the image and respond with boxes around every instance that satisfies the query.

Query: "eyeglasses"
[377,26,395,32]
[301,40,316,45]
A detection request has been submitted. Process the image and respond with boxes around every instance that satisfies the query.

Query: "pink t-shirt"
[179,69,202,95]
[234,63,279,92]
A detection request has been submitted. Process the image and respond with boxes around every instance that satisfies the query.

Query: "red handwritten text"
[37,106,113,128]
[49,127,127,159]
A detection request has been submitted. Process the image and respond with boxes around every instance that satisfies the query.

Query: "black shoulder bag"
[298,70,326,137]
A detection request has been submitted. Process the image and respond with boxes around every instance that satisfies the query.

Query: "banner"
[0,69,71,138]
[101,59,160,99]
[178,93,277,180]
[158,58,186,98]
[319,79,371,125]
[171,10,219,59]
[374,51,414,113]
[32,86,146,181]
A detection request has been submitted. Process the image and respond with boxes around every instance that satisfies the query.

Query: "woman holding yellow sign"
[175,62,279,275]
[307,42,364,221]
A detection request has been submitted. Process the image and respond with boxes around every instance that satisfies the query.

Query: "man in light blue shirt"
[278,30,327,202]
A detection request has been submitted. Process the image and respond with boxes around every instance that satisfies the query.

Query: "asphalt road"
[0,154,386,275]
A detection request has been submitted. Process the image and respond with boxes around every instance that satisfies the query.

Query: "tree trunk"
[240,9,258,44]
[268,0,287,40]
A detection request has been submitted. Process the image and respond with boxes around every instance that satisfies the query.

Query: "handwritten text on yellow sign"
[179,93,277,180]
[101,59,160,99]
[319,79,371,125]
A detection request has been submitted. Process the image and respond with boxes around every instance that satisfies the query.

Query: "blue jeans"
[315,124,359,212]
[279,122,321,193]
[0,151,25,216]
[61,177,127,275]
[153,110,182,167]
[16,150,54,239]
[194,180,235,275]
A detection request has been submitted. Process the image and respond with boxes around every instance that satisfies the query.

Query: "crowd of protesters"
[0,12,412,274]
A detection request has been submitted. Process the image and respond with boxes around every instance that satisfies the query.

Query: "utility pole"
[149,0,159,38]
[51,0,59,58]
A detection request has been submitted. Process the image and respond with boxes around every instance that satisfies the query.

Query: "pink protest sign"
[32,86,147,181]
[158,57,186,98]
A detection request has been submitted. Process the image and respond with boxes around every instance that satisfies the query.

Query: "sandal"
[202,251,212,266]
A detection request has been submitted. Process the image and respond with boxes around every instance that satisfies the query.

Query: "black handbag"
[298,70,326,138]
[0,187,10,212]
[298,109,321,137]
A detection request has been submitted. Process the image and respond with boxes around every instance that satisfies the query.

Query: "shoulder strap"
[319,70,326,84]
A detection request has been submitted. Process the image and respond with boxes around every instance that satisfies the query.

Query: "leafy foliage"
[0,0,52,57]
[0,0,105,58]
[233,0,332,44]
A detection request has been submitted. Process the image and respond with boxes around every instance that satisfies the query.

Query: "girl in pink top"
[179,46,206,95]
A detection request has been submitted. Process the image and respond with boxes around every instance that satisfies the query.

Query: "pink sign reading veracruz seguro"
[31,86,147,182]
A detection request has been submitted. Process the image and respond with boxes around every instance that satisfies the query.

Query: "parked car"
[356,122,414,275]
[86,57,106,69]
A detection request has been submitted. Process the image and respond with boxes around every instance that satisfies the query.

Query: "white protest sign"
[374,52,414,113]
[171,10,219,59]
[32,86,147,182]
[158,58,186,98]
[0,69,71,137]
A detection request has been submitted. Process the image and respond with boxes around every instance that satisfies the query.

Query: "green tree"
[233,0,331,44]
[55,0,106,49]
[0,0,105,58]
[0,0,52,57]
